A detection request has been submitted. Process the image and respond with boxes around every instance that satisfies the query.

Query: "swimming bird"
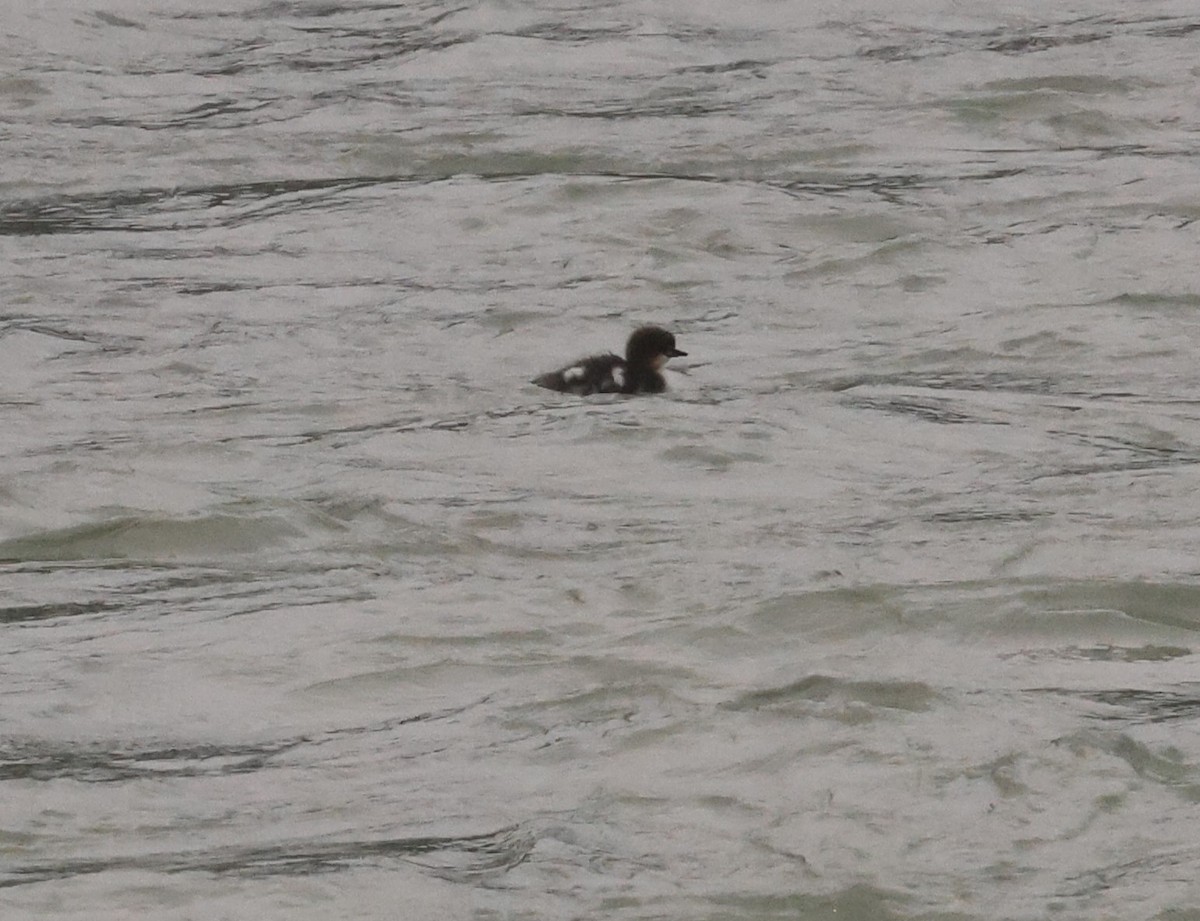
[533,326,687,396]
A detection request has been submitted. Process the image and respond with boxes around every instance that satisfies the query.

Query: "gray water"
[4,1,1200,918]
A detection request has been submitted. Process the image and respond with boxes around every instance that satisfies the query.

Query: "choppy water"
[5,1,1200,918]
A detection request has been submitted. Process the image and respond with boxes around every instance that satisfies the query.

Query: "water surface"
[4,1,1200,918]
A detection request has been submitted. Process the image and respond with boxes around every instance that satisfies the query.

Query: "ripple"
[0,825,533,888]
[725,675,939,716]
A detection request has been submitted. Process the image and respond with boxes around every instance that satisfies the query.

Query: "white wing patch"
[561,366,585,382]
[611,366,625,390]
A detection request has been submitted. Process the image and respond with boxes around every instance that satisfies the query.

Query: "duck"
[533,326,687,396]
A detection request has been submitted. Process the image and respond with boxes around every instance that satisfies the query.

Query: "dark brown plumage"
[533,326,687,396]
